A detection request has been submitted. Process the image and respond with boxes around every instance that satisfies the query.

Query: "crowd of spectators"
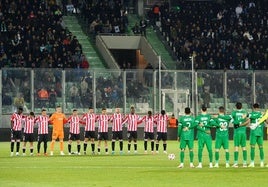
[0,0,89,69]
[79,0,130,35]
[150,1,267,70]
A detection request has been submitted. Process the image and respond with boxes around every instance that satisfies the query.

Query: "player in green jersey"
[195,106,214,168]
[248,103,264,167]
[231,102,249,168]
[211,106,232,168]
[177,107,196,168]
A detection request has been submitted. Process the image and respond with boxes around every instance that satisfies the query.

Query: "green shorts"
[250,135,263,146]
[198,136,212,150]
[233,133,246,147]
[180,139,194,150]
[215,135,229,149]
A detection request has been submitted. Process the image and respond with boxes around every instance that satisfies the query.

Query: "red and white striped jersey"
[10,113,24,131]
[110,113,124,131]
[155,114,169,133]
[68,116,80,134]
[35,115,49,134]
[123,114,140,131]
[82,113,97,131]
[23,117,35,134]
[97,114,110,132]
[140,115,155,133]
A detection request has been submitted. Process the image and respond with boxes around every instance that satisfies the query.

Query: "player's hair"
[201,105,207,111]
[73,109,77,112]
[253,103,259,109]
[218,106,225,113]
[30,111,35,116]
[102,108,106,111]
[148,111,152,115]
[130,106,135,110]
[236,102,242,109]
[18,106,23,111]
[41,108,46,112]
[88,106,93,109]
[56,105,61,108]
[185,107,191,114]
[161,110,165,115]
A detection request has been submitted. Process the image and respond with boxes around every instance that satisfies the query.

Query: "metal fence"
[1,68,268,127]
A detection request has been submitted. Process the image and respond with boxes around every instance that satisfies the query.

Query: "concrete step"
[63,15,106,69]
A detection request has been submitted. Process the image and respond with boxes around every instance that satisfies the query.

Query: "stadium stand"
[148,1,267,70]
[0,0,87,69]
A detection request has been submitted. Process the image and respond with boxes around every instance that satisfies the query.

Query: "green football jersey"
[212,114,232,137]
[231,109,248,133]
[178,115,195,140]
[195,113,212,138]
[249,111,263,137]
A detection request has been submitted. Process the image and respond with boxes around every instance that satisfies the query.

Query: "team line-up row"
[10,106,173,157]
[177,102,268,169]
[10,103,268,169]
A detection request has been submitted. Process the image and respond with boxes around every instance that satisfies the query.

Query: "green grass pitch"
[0,140,267,187]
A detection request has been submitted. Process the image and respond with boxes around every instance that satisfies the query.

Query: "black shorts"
[156,132,167,141]
[144,132,154,140]
[69,133,80,141]
[84,131,95,139]
[127,131,137,140]
[98,132,108,140]
[112,131,123,140]
[37,134,48,142]
[23,133,35,142]
[11,130,22,141]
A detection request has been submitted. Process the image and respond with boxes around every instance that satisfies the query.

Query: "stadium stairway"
[63,15,106,69]
[128,14,176,70]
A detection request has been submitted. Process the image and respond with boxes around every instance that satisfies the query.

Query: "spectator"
[13,92,24,109]
[69,84,80,107]
[38,87,49,108]
[140,17,147,37]
[151,1,267,70]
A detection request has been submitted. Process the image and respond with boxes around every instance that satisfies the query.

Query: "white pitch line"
[0,166,175,169]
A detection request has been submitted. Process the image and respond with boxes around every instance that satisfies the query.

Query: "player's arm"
[63,114,68,124]
[137,116,145,125]
[258,110,268,124]
[196,124,206,132]
[10,118,14,129]
[194,118,205,132]
[122,114,130,125]
[177,122,183,141]
[79,116,86,125]
[209,118,219,128]
[218,114,232,121]
[240,118,250,127]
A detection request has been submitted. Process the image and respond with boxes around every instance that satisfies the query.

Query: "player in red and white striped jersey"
[139,111,155,154]
[35,109,49,156]
[22,112,35,156]
[10,106,24,156]
[96,108,110,154]
[154,110,169,154]
[67,109,82,155]
[122,106,141,153]
[110,108,124,154]
[82,107,97,155]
